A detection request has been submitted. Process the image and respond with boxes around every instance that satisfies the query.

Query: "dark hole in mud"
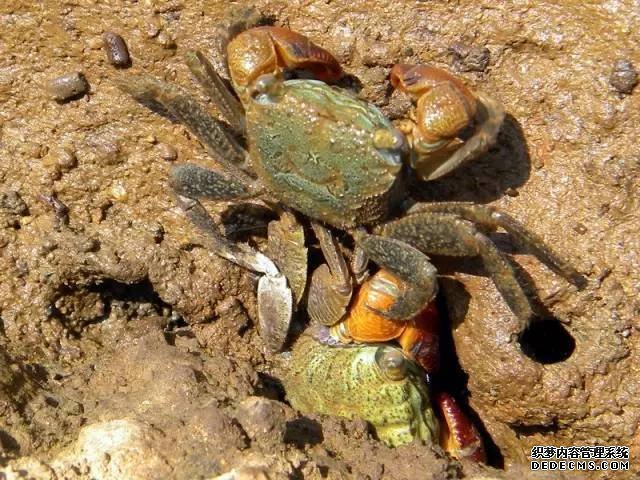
[518,318,575,364]
[0,430,20,453]
[50,277,177,335]
[88,277,164,306]
[510,418,559,437]
[434,294,504,468]
[284,417,324,447]
[256,372,287,401]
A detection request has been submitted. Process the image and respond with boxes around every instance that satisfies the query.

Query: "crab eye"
[375,347,407,381]
[250,73,284,103]
[373,127,406,152]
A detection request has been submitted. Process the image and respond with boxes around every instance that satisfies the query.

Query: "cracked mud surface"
[0,1,638,479]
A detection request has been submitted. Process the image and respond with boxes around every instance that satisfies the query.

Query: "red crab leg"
[435,391,486,463]
[398,300,440,373]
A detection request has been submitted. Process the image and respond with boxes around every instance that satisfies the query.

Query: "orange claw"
[390,64,478,147]
[227,26,342,91]
[436,392,486,463]
[330,269,440,373]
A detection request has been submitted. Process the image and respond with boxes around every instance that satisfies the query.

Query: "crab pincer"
[330,269,440,373]
[227,26,342,92]
[390,63,505,180]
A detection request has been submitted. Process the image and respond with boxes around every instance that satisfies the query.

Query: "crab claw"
[390,63,505,181]
[227,26,342,92]
[257,273,293,352]
[330,269,440,372]
[436,392,486,463]
[391,64,478,147]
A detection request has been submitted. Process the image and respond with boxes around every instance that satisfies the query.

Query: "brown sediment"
[0,1,638,478]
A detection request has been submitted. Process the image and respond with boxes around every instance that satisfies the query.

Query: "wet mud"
[0,1,638,479]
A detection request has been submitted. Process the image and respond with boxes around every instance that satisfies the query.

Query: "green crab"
[284,327,485,461]
[284,330,439,448]
[119,25,585,353]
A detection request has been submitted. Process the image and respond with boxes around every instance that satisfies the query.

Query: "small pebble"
[78,237,100,253]
[235,396,287,443]
[103,32,131,68]
[449,42,490,72]
[39,239,58,255]
[28,143,47,159]
[142,16,162,38]
[37,194,69,226]
[155,142,177,161]
[573,223,588,234]
[609,59,638,94]
[87,36,103,50]
[0,191,29,216]
[44,147,77,171]
[110,183,128,202]
[46,72,90,101]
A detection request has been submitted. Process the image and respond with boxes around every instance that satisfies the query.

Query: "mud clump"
[1,0,639,479]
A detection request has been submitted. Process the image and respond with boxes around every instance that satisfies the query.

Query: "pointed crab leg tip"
[257,274,293,352]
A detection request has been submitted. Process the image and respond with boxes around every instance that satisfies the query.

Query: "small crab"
[119,25,585,353]
[284,329,484,461]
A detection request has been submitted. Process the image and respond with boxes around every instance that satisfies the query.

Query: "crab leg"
[185,50,246,135]
[171,164,255,200]
[406,202,587,288]
[435,392,486,463]
[352,232,439,321]
[307,223,353,326]
[176,193,292,352]
[376,213,535,325]
[117,75,251,179]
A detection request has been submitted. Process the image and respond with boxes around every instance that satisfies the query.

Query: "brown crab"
[118,25,585,354]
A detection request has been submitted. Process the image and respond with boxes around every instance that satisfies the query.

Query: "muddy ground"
[0,1,638,479]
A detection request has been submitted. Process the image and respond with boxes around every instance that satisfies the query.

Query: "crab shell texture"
[284,334,439,447]
[245,78,406,229]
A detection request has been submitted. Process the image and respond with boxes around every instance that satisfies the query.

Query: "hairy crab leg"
[350,227,370,284]
[170,164,255,200]
[185,50,246,135]
[406,202,587,288]
[307,222,353,326]
[266,210,308,309]
[117,75,251,180]
[376,213,535,326]
[352,232,439,321]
